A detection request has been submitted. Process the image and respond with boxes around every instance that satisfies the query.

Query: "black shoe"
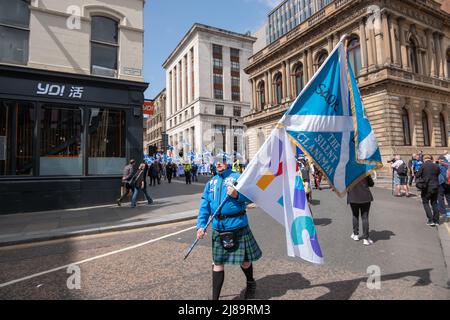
[244,280,256,300]
[117,199,122,207]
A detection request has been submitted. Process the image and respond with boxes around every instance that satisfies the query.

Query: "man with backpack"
[437,155,450,218]
[391,155,410,197]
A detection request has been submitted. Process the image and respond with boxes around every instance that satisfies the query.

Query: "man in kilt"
[196,156,262,300]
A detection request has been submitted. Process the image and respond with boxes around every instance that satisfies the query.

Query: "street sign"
[143,101,155,116]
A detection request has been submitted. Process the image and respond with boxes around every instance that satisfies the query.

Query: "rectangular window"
[0,0,31,65]
[88,108,126,175]
[231,77,240,87]
[40,105,83,176]
[213,74,223,85]
[233,106,241,117]
[214,125,226,155]
[213,44,222,57]
[231,61,240,73]
[0,101,34,176]
[91,16,118,77]
[213,58,223,69]
[215,105,224,116]
[214,89,224,100]
[232,91,241,102]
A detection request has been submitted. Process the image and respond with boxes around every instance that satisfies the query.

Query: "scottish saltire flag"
[236,127,323,264]
[281,37,382,196]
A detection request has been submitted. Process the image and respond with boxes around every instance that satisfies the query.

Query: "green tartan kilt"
[212,225,262,265]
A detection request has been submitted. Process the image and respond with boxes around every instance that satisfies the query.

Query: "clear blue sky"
[143,0,282,99]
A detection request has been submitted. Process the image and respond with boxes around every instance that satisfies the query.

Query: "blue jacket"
[439,162,449,185]
[197,169,249,232]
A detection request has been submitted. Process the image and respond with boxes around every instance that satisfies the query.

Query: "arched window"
[91,16,119,77]
[422,110,430,146]
[316,51,328,71]
[258,81,266,110]
[402,108,411,146]
[0,0,30,65]
[347,37,362,76]
[408,39,419,74]
[294,63,304,96]
[440,113,447,147]
[274,73,283,105]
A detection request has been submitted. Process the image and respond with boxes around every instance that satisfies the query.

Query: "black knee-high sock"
[241,264,254,282]
[212,270,224,300]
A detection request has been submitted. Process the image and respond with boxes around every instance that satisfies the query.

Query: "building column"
[285,60,292,100]
[327,35,334,54]
[251,79,257,111]
[359,18,368,74]
[167,72,172,118]
[172,67,177,115]
[308,48,314,79]
[374,11,384,67]
[333,33,339,48]
[390,15,401,67]
[366,18,376,70]
[398,18,410,71]
[181,59,186,108]
[267,70,273,106]
[187,50,193,104]
[425,29,436,77]
[417,50,424,75]
[281,62,287,101]
[176,63,181,111]
[381,11,392,66]
[438,34,446,79]
[303,49,310,81]
[264,72,269,108]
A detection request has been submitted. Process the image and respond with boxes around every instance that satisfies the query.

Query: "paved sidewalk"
[0,178,206,247]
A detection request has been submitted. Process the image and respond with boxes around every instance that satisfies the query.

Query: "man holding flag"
[196,154,262,300]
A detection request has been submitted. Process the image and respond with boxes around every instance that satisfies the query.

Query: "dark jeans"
[350,202,371,240]
[437,184,450,215]
[167,172,173,183]
[421,190,440,223]
[131,186,153,207]
[408,174,415,187]
[185,172,191,184]
[150,176,158,186]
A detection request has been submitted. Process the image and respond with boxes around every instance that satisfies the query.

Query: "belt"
[215,211,247,220]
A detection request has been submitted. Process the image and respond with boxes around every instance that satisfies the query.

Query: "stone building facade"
[163,24,255,161]
[244,0,450,174]
[143,89,167,154]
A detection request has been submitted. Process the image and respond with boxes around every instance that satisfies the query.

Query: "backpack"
[397,162,408,176]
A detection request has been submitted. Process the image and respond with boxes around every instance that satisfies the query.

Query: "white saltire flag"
[282,36,382,196]
[236,127,324,264]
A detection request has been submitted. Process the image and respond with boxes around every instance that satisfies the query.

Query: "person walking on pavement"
[412,154,423,186]
[348,175,375,246]
[196,156,262,300]
[437,155,450,218]
[313,163,323,190]
[130,163,153,208]
[166,161,174,184]
[184,162,192,184]
[391,155,410,197]
[149,160,160,186]
[416,155,441,226]
[191,162,199,182]
[117,159,137,206]
[407,154,416,187]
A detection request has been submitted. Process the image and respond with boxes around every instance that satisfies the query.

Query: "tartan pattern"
[212,226,262,265]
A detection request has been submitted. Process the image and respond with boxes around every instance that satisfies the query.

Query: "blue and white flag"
[281,37,382,196]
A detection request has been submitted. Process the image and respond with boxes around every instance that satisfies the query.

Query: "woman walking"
[348,175,375,246]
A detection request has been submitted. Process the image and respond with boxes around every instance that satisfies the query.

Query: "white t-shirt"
[446,154,450,163]
[391,160,404,170]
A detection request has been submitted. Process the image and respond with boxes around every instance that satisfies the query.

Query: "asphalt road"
[0,183,449,300]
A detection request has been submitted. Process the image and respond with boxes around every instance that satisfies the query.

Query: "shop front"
[0,65,148,214]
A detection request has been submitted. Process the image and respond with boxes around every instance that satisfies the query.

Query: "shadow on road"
[370,230,396,243]
[313,218,332,226]
[232,268,434,300]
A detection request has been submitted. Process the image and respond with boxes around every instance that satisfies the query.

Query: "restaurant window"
[0,101,34,176]
[0,0,30,65]
[40,105,83,176]
[440,113,447,147]
[91,16,119,77]
[88,108,126,175]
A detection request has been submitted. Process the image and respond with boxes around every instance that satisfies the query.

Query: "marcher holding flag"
[196,154,261,300]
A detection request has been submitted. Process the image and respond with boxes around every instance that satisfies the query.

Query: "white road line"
[0,225,197,289]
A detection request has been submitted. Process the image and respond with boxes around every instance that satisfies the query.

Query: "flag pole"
[183,195,230,260]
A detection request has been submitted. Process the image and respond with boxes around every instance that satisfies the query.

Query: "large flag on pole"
[281,36,382,196]
[236,127,323,264]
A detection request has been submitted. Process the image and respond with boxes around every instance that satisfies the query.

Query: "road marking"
[0,225,197,289]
